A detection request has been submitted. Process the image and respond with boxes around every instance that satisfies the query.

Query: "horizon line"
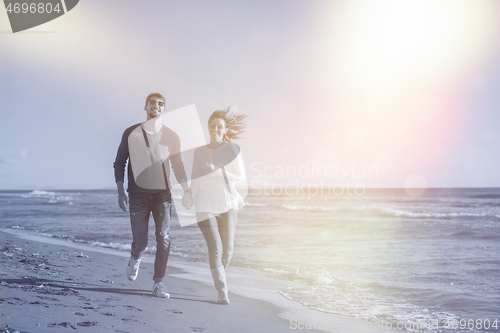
[1,186,500,191]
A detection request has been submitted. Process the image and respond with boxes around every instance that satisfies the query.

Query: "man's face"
[144,96,165,120]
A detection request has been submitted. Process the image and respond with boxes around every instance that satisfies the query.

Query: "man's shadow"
[2,277,216,303]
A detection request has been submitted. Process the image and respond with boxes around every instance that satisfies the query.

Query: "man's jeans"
[129,191,171,283]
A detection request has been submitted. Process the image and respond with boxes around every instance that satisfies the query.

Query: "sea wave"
[280,204,494,218]
[380,207,490,219]
[20,190,73,204]
[88,241,130,251]
[244,202,266,207]
[281,204,336,212]
[21,190,57,197]
[278,278,464,333]
[87,239,155,254]
[47,197,72,204]
[263,267,292,274]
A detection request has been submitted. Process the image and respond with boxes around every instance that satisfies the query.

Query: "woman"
[190,105,247,304]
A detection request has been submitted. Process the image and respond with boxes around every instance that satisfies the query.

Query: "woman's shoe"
[211,266,229,305]
[218,294,230,305]
[222,257,231,269]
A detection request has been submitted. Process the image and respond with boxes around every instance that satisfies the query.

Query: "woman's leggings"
[197,210,237,269]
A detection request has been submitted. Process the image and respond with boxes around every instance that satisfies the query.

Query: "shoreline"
[0,229,391,333]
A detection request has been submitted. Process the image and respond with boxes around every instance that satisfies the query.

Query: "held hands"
[206,162,218,173]
[182,191,194,210]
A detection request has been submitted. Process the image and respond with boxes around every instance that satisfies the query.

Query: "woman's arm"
[190,148,204,198]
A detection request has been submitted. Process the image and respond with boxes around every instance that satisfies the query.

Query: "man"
[113,92,193,298]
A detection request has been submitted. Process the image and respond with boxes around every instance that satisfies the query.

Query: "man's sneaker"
[152,282,170,298]
[126,256,141,281]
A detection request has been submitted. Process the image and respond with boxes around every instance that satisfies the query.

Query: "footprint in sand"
[82,306,97,310]
[191,327,204,332]
[37,295,59,301]
[1,324,27,333]
[100,312,115,317]
[105,297,121,302]
[121,317,138,323]
[29,300,49,308]
[47,322,77,329]
[123,305,142,312]
[77,321,98,327]
[167,309,182,314]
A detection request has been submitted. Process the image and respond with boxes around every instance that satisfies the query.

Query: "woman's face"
[209,117,227,142]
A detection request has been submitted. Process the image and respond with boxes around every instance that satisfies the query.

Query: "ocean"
[1,188,499,332]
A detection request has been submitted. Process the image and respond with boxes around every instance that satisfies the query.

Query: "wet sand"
[0,229,391,333]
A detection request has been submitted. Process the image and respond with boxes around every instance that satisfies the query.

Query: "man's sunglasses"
[148,100,165,107]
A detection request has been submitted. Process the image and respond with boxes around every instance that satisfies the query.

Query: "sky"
[1,0,500,190]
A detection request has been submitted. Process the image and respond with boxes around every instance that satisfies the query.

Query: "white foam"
[245,202,266,207]
[88,241,130,251]
[281,204,336,212]
[22,190,57,197]
[381,207,487,219]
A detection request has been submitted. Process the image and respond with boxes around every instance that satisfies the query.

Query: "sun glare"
[317,0,498,183]
[333,0,496,91]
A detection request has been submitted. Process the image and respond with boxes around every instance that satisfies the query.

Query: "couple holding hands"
[113,93,247,304]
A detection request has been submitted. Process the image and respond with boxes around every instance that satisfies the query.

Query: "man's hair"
[145,93,166,107]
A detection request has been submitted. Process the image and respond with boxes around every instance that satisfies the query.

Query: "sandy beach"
[0,229,394,333]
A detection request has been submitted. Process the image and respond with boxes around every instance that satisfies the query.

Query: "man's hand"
[206,162,218,173]
[118,192,129,212]
[182,191,194,210]
[116,181,128,212]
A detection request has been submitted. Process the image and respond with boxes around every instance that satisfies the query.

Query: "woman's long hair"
[208,105,248,142]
